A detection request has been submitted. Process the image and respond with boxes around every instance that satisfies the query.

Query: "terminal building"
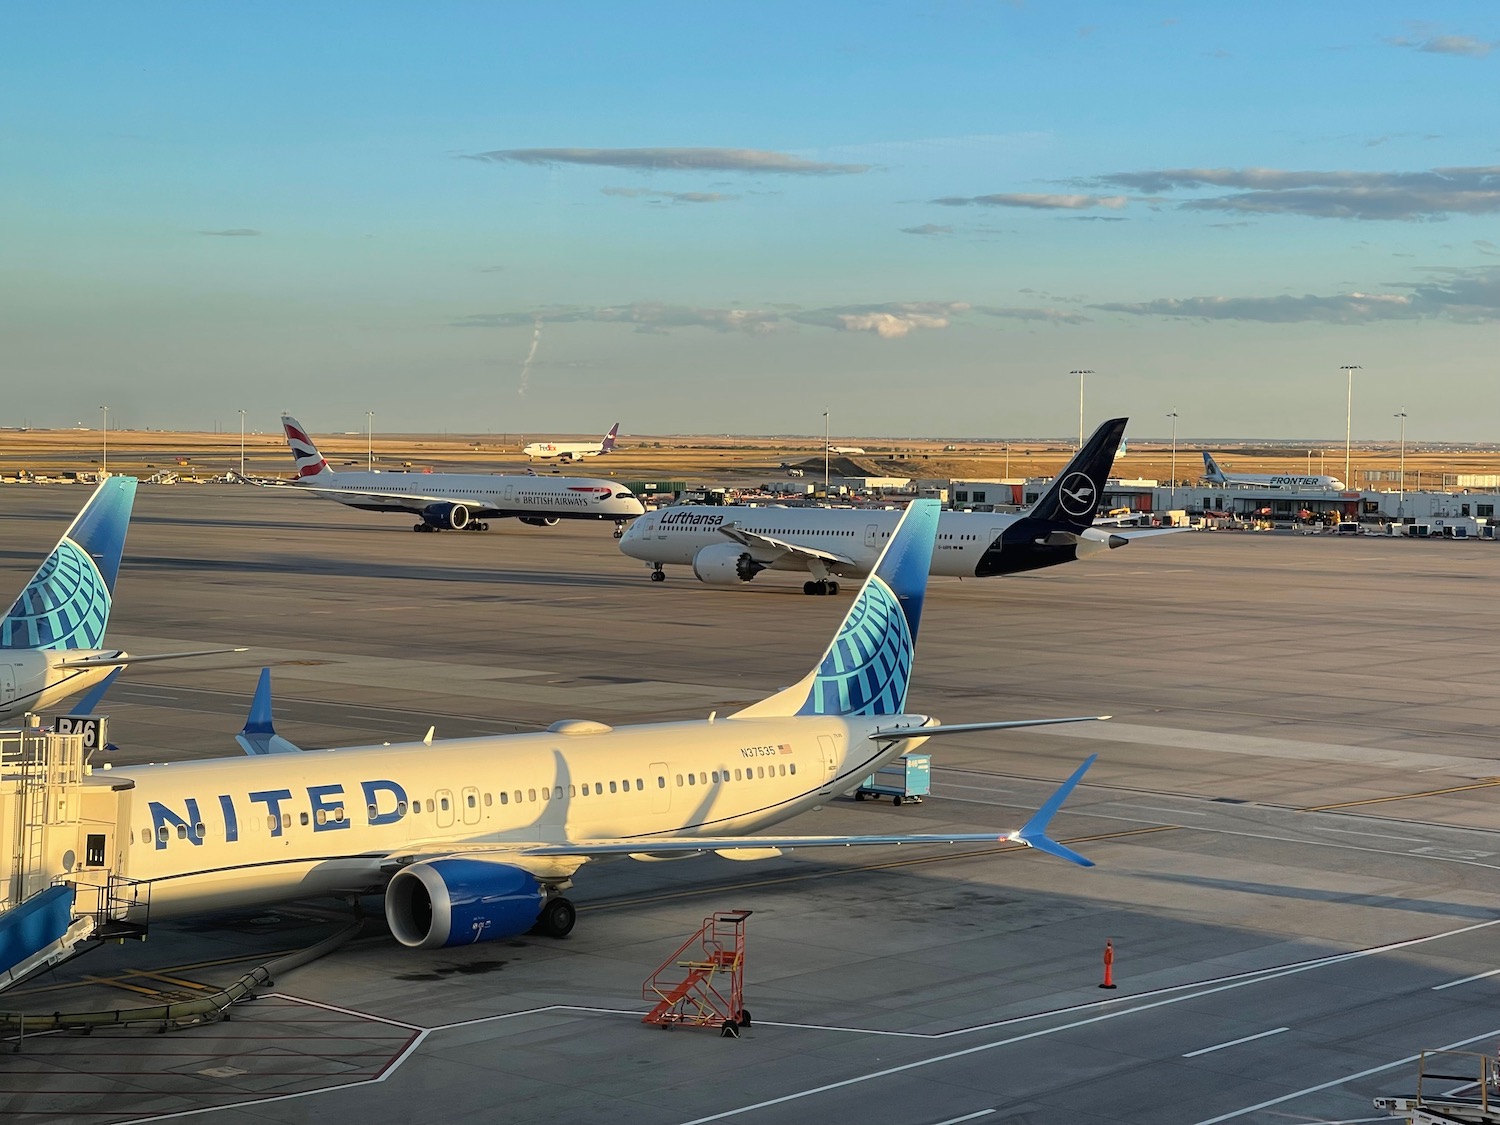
[950,475,1500,535]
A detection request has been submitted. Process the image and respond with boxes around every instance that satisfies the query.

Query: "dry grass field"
[2,426,1496,490]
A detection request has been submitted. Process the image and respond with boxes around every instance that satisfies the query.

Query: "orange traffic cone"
[1099,939,1117,989]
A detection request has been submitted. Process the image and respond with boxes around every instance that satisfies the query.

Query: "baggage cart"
[854,753,930,806]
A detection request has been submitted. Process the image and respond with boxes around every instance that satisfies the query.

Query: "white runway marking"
[1182,1026,1288,1057]
[930,1112,995,1125]
[1432,967,1500,990]
[1187,1026,1500,1125]
[1304,823,1430,843]
[1113,803,1208,817]
[674,922,1500,1125]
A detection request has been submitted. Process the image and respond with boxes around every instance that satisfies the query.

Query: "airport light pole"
[822,408,830,506]
[1395,408,1407,516]
[99,405,108,476]
[1004,443,1010,479]
[1341,364,1360,489]
[1166,410,1178,511]
[365,411,374,472]
[238,409,246,476]
[1071,370,1093,450]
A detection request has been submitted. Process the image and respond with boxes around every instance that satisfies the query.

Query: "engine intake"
[385,859,545,948]
[422,502,470,530]
[692,542,764,585]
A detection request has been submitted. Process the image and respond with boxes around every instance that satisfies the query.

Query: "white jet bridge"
[0,719,147,992]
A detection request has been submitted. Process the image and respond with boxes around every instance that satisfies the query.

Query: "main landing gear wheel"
[533,897,576,938]
[413,523,436,533]
[802,580,839,596]
[465,522,491,532]
[651,567,666,583]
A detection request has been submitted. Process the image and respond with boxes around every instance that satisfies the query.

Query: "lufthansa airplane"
[0,478,240,721]
[1201,451,1345,491]
[0,500,1102,976]
[279,415,643,533]
[522,423,619,463]
[621,418,1170,594]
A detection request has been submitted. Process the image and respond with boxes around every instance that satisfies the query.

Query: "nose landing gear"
[650,564,667,583]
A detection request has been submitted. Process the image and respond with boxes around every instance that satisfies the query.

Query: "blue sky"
[3,2,1497,440]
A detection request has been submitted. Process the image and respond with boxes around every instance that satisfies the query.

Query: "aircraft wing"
[1112,527,1192,540]
[289,484,477,508]
[402,756,1099,872]
[716,523,855,565]
[57,647,247,669]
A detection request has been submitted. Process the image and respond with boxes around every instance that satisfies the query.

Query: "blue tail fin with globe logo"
[731,499,940,719]
[0,477,137,651]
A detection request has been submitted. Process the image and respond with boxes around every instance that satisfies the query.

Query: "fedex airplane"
[621,418,1170,594]
[1201,451,1345,491]
[523,423,620,463]
[280,415,643,532]
[0,478,240,722]
[0,500,1103,981]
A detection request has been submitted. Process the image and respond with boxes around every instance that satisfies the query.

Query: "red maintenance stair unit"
[642,910,752,1037]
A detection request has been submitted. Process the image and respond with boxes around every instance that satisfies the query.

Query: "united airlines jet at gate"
[1200,452,1345,491]
[0,478,240,722]
[0,500,1104,979]
[278,415,643,532]
[622,418,1172,594]
[522,423,619,463]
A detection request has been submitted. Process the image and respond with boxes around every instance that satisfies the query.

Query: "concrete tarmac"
[1,485,1498,1125]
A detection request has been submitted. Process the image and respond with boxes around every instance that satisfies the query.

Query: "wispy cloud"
[601,186,738,203]
[463,147,870,175]
[931,192,1127,210]
[1091,266,1500,323]
[197,228,260,236]
[457,299,979,339]
[791,301,968,338]
[1092,166,1500,220]
[900,223,953,236]
[975,306,1090,324]
[454,303,783,335]
[1388,31,1496,57]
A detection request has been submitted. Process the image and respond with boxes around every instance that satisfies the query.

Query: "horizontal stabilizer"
[870,715,1109,741]
[58,646,246,669]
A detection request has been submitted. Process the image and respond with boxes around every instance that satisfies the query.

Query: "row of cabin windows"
[134,764,798,843]
[680,763,793,785]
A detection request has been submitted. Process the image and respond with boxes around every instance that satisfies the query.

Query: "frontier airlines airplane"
[0,500,1102,985]
[279,415,643,532]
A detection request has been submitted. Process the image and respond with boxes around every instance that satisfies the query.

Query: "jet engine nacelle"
[691,543,764,585]
[422,502,470,530]
[519,517,561,528]
[1074,527,1128,559]
[384,858,546,949]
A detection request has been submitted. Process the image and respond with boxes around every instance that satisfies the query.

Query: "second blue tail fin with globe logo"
[0,477,137,651]
[731,499,940,719]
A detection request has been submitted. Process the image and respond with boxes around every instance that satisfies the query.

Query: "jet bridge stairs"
[0,723,148,993]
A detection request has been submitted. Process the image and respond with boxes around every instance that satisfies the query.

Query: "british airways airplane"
[0,500,1102,979]
[280,415,644,533]
[0,478,240,722]
[621,418,1171,594]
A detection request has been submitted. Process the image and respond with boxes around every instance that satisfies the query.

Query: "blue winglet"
[1012,755,1098,868]
[235,668,302,755]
